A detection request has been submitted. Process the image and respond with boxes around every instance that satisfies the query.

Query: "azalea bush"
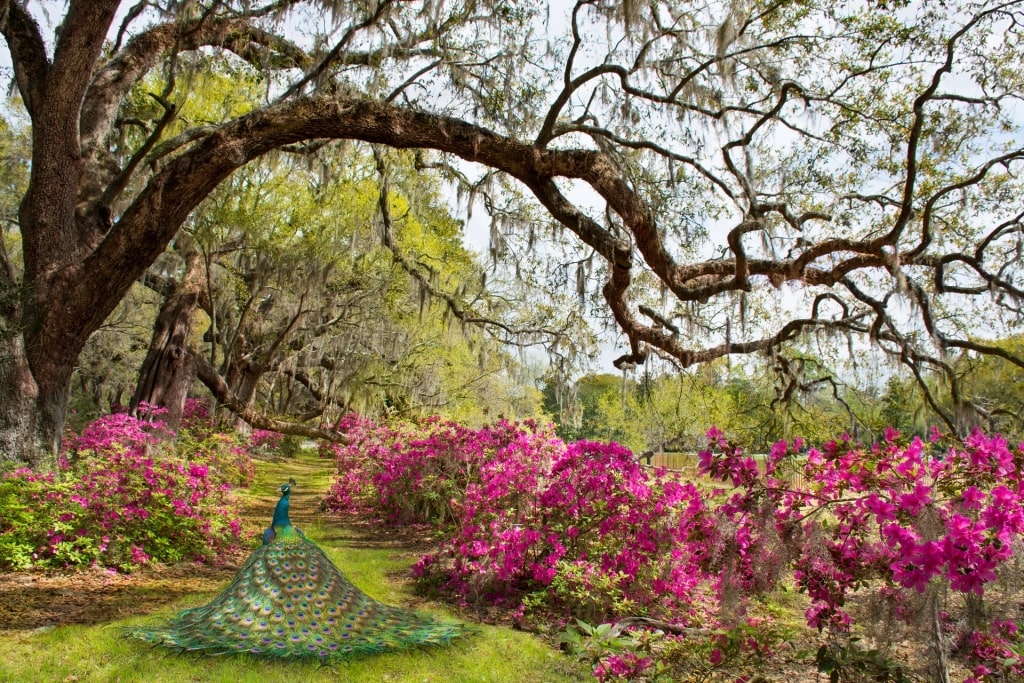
[322,414,561,527]
[698,426,1024,682]
[0,407,250,571]
[422,439,709,624]
[324,415,713,623]
[563,617,795,683]
[249,429,283,452]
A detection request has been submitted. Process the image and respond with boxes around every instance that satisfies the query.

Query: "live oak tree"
[1,0,1022,468]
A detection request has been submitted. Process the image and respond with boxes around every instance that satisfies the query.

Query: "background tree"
[117,124,553,433]
[2,0,1022,468]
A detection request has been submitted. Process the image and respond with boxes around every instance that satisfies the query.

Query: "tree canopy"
[1,0,1022,466]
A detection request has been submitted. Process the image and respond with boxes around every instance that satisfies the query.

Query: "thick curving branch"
[192,347,347,443]
[0,0,49,116]
[81,16,311,180]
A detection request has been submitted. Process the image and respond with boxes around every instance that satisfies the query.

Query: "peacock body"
[126,480,469,661]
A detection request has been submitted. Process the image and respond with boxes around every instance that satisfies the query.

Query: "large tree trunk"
[0,315,74,470]
[130,252,202,430]
[0,327,43,469]
[229,369,261,434]
[0,2,120,469]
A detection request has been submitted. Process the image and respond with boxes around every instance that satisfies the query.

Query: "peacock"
[126,479,470,661]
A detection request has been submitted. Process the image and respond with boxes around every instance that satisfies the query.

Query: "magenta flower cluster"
[960,620,1024,682]
[699,426,1024,679]
[322,415,557,525]
[591,652,654,681]
[0,407,251,571]
[249,429,283,451]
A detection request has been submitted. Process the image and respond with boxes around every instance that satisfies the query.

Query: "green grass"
[0,449,588,683]
[0,619,583,683]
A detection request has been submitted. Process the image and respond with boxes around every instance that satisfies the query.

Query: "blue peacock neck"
[272,488,292,528]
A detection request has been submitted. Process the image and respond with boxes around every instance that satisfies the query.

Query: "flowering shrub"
[325,416,710,623]
[319,413,381,513]
[175,399,256,486]
[249,429,283,451]
[180,397,214,435]
[698,426,1024,681]
[427,439,708,623]
[591,651,654,682]
[561,616,794,682]
[562,620,658,682]
[957,619,1024,682]
[322,415,560,527]
[175,430,257,488]
[0,410,250,571]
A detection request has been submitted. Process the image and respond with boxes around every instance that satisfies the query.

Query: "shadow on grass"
[0,562,239,630]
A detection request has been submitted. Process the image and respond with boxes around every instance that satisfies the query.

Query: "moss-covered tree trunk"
[130,251,203,431]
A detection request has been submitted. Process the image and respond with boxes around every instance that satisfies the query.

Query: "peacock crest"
[126,480,470,660]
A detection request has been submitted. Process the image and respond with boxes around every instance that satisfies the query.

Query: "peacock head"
[279,478,296,495]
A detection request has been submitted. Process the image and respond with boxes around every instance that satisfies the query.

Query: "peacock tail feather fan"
[125,481,471,661]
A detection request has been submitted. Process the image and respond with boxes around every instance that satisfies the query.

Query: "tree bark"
[229,370,260,434]
[0,325,45,469]
[130,251,202,430]
[0,334,72,471]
